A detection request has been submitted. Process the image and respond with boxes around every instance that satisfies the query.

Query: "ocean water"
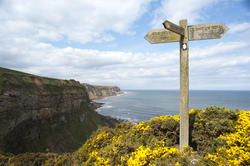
[95,90,250,123]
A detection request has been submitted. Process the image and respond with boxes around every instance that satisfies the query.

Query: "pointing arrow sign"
[145,29,180,44]
[163,20,185,36]
[188,22,229,40]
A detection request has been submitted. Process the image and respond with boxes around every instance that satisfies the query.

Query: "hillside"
[0,67,121,154]
[0,106,249,165]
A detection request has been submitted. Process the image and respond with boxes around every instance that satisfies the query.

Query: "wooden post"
[179,19,189,150]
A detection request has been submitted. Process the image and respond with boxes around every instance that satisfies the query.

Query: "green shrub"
[190,106,239,155]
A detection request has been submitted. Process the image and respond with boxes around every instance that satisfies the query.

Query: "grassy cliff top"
[0,67,83,93]
[82,83,117,88]
[0,67,67,83]
[0,67,32,76]
[0,67,119,89]
[0,67,121,91]
[92,85,117,88]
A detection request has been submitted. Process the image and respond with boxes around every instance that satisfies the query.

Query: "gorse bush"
[0,106,249,166]
[203,110,250,165]
[190,107,238,155]
[73,114,182,165]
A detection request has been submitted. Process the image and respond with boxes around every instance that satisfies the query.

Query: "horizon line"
[122,89,250,91]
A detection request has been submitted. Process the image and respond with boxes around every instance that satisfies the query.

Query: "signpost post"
[145,19,229,150]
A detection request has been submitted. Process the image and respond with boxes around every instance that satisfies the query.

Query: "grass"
[0,67,85,95]
[84,83,117,88]
[0,67,33,76]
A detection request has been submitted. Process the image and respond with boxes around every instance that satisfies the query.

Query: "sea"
[95,90,250,123]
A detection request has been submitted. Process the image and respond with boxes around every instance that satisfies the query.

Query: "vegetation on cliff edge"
[0,106,249,165]
[0,67,83,95]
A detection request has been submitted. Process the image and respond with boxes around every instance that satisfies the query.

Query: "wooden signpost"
[145,19,229,150]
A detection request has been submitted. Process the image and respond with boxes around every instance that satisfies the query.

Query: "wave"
[104,105,113,109]
[114,115,139,124]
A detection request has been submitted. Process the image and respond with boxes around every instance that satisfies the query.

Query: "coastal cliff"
[83,83,123,100]
[0,67,120,154]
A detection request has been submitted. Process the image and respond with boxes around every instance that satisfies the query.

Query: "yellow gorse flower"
[189,109,203,115]
[127,143,193,166]
[132,121,152,135]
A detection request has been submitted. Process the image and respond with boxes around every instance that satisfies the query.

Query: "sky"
[0,0,250,90]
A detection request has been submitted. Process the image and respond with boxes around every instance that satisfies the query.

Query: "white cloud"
[189,41,250,87]
[151,0,220,27]
[0,0,152,44]
[228,22,250,34]
[190,42,248,59]
[0,36,249,89]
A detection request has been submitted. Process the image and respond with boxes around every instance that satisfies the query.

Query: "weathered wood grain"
[179,19,189,150]
[144,29,180,44]
[163,20,185,36]
[188,22,229,40]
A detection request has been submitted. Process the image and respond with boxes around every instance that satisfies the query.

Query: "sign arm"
[163,20,185,36]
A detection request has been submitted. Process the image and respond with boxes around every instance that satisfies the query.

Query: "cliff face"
[0,67,119,154]
[83,83,123,100]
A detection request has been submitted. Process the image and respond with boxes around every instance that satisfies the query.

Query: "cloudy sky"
[0,0,250,90]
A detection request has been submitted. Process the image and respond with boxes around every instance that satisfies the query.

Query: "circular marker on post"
[182,43,187,50]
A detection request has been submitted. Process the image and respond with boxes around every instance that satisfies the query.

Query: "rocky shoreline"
[89,94,126,124]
